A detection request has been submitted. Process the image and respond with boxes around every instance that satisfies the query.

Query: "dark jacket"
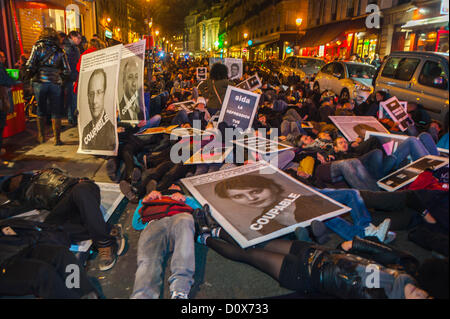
[0,168,81,220]
[0,219,71,265]
[198,78,234,111]
[62,38,80,82]
[0,63,15,113]
[25,38,71,85]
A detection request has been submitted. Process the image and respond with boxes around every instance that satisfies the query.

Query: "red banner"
[3,84,26,138]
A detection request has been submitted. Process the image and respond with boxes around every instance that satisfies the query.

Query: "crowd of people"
[0,27,449,299]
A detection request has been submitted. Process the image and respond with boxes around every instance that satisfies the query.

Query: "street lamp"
[155,30,159,36]
[106,17,111,23]
[295,18,303,55]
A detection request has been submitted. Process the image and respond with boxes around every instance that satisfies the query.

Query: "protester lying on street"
[130,184,198,299]
[0,168,126,271]
[193,205,448,299]
[0,240,99,299]
[296,132,440,190]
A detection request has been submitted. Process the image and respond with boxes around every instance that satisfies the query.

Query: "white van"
[375,51,449,126]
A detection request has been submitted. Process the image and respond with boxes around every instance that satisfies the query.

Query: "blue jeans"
[318,189,372,241]
[378,133,437,176]
[32,82,62,119]
[330,158,380,191]
[63,81,76,121]
[131,213,195,299]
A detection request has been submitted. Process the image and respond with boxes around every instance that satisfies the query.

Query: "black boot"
[349,236,420,274]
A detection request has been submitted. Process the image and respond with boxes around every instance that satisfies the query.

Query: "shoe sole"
[99,258,117,272]
[119,181,138,203]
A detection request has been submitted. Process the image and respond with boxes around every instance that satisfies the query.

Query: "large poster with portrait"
[329,116,390,142]
[181,161,350,248]
[77,45,122,156]
[225,58,243,80]
[117,40,146,124]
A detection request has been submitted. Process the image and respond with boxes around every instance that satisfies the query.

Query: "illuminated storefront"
[1,0,96,63]
[388,1,449,54]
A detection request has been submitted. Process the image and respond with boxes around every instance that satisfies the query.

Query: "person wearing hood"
[25,27,71,145]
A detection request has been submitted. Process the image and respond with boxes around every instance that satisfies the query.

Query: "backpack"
[138,197,193,224]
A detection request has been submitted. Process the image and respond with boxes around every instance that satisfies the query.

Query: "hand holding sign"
[380,97,414,132]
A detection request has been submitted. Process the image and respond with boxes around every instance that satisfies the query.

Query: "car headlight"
[354,83,372,92]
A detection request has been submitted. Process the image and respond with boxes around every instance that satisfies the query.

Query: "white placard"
[77,45,122,156]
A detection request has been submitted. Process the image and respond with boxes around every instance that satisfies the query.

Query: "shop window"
[419,60,448,90]
[394,58,420,81]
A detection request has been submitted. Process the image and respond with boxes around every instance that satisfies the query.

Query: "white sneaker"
[375,218,391,243]
[171,291,189,299]
[364,223,378,237]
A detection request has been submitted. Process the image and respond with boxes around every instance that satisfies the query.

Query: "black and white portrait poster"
[329,116,390,142]
[77,45,122,156]
[181,162,350,248]
[234,136,293,155]
[196,67,208,81]
[380,96,414,132]
[377,155,449,191]
[218,86,260,131]
[237,74,262,92]
[117,40,146,124]
[225,58,243,80]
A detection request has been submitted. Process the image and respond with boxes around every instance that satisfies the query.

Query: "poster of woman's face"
[182,162,349,247]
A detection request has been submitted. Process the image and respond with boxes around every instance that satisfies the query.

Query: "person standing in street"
[25,27,71,145]
[62,31,81,126]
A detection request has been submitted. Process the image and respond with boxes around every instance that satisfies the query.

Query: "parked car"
[259,58,282,82]
[375,51,449,126]
[313,61,376,104]
[279,56,325,84]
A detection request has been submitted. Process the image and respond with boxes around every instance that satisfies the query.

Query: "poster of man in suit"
[117,40,146,124]
[77,45,122,156]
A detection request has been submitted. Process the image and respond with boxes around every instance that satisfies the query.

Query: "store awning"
[15,0,66,10]
[401,15,449,29]
[299,17,368,48]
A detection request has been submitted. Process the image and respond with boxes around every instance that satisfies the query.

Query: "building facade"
[380,0,449,57]
[183,3,221,57]
[219,0,309,60]
[0,0,96,67]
